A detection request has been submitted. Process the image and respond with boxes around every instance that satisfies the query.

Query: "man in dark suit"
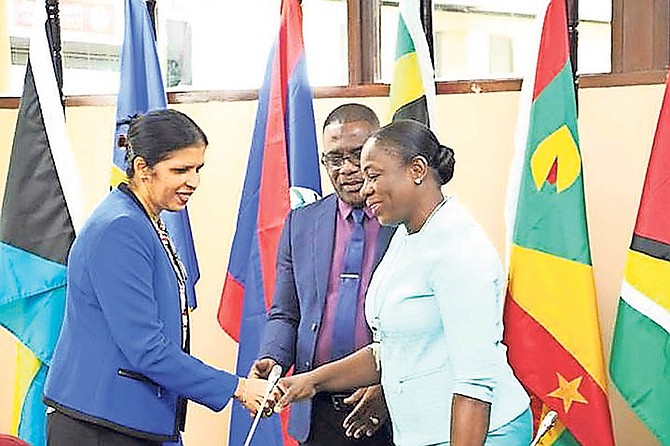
[250,104,394,446]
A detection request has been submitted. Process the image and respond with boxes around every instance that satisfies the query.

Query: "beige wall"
[0,85,663,445]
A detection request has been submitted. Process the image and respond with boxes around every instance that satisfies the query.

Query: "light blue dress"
[365,197,531,446]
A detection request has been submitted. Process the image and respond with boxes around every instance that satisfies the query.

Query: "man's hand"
[249,358,278,380]
[342,385,389,439]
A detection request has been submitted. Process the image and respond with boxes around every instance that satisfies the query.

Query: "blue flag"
[112,0,199,309]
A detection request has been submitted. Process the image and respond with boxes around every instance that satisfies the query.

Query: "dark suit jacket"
[257,193,394,442]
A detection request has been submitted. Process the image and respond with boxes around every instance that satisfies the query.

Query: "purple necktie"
[331,208,365,360]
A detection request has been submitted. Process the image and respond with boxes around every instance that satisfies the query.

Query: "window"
[165,20,192,88]
[379,0,612,83]
[0,0,666,99]
[303,0,348,86]
[3,0,124,96]
[579,0,612,74]
[159,0,280,91]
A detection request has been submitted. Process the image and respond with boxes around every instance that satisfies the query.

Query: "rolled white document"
[530,410,558,446]
[243,364,283,446]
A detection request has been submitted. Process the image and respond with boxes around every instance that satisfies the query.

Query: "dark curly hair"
[117,109,208,178]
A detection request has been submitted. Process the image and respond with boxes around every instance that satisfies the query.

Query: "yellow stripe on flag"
[10,342,41,434]
[111,165,128,189]
[537,404,566,445]
[388,52,425,119]
[625,249,670,314]
[509,244,607,390]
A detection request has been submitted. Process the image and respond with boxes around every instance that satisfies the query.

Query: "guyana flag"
[503,0,615,444]
[388,0,436,127]
[0,2,83,445]
[609,69,670,444]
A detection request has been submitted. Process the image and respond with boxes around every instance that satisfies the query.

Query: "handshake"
[234,358,389,440]
[234,358,311,418]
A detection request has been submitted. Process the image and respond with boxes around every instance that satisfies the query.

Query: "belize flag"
[217,0,322,445]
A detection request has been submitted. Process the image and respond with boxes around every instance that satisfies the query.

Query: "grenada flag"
[503,0,615,444]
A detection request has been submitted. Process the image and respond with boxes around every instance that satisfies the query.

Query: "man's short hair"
[322,103,380,132]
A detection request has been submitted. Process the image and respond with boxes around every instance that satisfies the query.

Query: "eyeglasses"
[321,148,363,169]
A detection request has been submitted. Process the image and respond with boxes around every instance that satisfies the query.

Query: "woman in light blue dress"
[274,120,531,446]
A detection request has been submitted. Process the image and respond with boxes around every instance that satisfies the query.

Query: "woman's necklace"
[407,196,448,234]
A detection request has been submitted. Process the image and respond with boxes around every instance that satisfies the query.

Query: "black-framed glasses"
[321,148,363,169]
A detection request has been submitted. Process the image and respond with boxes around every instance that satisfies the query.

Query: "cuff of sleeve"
[452,380,494,404]
[368,343,381,372]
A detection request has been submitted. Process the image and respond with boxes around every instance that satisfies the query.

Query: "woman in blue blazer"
[44,110,267,445]
[274,120,532,446]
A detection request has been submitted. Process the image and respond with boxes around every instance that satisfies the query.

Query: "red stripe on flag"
[257,0,305,310]
[217,272,244,342]
[279,0,305,76]
[504,296,614,446]
[280,407,298,446]
[634,71,670,245]
[533,0,570,100]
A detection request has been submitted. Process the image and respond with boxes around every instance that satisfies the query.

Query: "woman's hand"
[273,373,319,412]
[234,378,274,415]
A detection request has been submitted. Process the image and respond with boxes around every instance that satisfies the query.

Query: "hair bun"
[117,134,128,149]
[436,144,455,185]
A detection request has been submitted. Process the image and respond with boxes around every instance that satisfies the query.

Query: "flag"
[388,0,436,127]
[112,0,199,309]
[0,2,84,444]
[503,0,615,444]
[609,69,670,444]
[217,0,321,444]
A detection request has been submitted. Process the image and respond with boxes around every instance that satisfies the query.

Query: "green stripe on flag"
[554,428,581,446]
[513,62,591,265]
[610,298,670,444]
[395,16,415,59]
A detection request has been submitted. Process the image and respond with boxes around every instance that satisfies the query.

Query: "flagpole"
[44,0,64,107]
[419,0,434,67]
[566,0,579,111]
[146,0,157,40]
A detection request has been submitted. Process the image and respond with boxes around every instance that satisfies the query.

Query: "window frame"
[0,0,667,109]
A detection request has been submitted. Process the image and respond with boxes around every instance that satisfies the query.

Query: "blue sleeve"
[431,230,504,404]
[257,211,299,370]
[87,216,239,411]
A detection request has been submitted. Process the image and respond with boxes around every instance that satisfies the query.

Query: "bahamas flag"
[0,2,84,445]
[388,0,436,127]
[609,68,670,444]
[503,0,615,444]
[217,0,321,444]
[112,0,199,309]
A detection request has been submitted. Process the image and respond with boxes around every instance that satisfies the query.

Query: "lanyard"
[118,184,190,352]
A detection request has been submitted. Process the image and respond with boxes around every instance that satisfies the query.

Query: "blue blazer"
[43,188,238,442]
[257,194,394,442]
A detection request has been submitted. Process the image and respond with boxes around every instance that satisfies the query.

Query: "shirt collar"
[337,197,374,220]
